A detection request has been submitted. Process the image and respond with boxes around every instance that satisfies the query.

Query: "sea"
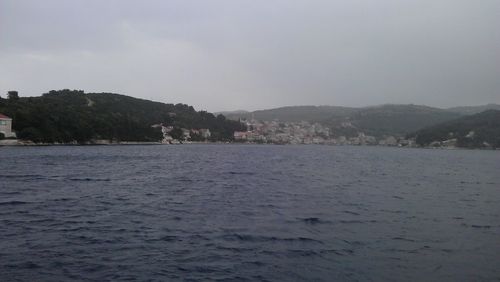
[0,144,499,281]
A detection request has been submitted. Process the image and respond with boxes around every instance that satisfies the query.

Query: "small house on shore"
[0,113,16,138]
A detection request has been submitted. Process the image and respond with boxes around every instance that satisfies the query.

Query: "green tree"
[0,89,245,143]
[169,127,183,140]
[18,127,43,143]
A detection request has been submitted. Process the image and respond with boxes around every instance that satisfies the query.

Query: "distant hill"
[447,104,500,115]
[326,104,462,138]
[223,104,462,138]
[215,110,250,116]
[0,90,245,143]
[222,105,358,122]
[410,110,500,148]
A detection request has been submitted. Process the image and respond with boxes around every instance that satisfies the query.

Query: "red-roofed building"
[0,113,16,138]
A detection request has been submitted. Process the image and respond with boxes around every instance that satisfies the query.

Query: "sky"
[1,0,499,112]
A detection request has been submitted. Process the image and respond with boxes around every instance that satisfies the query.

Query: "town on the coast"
[0,111,415,147]
[232,118,417,147]
[0,110,490,149]
[0,110,420,147]
[1,90,499,149]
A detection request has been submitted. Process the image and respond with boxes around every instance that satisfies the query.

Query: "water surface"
[1,145,499,281]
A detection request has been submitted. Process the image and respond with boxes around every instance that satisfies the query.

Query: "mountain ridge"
[221,103,500,121]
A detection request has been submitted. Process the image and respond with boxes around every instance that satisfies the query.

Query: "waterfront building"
[0,113,16,138]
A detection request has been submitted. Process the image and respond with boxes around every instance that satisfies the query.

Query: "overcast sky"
[1,0,499,111]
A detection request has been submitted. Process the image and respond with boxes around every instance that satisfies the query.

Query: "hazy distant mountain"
[222,105,358,122]
[222,104,463,137]
[215,110,250,116]
[410,110,500,148]
[325,104,462,138]
[447,104,500,115]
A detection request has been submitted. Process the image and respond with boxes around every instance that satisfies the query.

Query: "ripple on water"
[0,200,35,207]
[0,145,499,281]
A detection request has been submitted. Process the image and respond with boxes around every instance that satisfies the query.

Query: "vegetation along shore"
[1,90,499,149]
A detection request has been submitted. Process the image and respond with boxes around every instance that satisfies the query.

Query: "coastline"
[1,139,498,150]
[0,139,162,146]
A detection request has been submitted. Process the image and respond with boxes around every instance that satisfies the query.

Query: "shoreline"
[0,139,498,150]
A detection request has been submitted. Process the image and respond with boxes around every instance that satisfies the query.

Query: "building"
[0,113,16,138]
[199,129,211,139]
[233,131,248,141]
[181,128,191,140]
[162,135,174,144]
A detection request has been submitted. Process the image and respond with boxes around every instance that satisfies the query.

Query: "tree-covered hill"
[0,90,245,143]
[447,104,500,115]
[410,110,500,148]
[222,105,358,122]
[325,104,462,138]
[223,104,462,138]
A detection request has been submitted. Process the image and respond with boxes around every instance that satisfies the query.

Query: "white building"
[0,113,16,138]
[199,128,211,139]
[181,128,191,140]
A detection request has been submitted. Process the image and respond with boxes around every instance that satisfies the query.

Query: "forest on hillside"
[410,110,500,148]
[223,104,463,138]
[0,90,246,143]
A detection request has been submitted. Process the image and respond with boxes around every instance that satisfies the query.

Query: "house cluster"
[335,133,416,147]
[234,120,332,144]
[426,131,493,149]
[234,119,416,146]
[0,113,16,138]
[152,124,211,144]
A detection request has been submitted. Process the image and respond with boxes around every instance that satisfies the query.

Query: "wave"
[220,233,323,244]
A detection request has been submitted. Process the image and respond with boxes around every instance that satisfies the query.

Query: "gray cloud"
[1,0,499,111]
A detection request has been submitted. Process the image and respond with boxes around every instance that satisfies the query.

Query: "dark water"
[0,145,499,281]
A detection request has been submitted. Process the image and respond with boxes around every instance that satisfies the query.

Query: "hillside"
[0,90,245,143]
[223,104,462,138]
[410,110,500,148]
[447,104,500,115]
[222,105,358,122]
[326,104,462,138]
[216,110,250,116]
